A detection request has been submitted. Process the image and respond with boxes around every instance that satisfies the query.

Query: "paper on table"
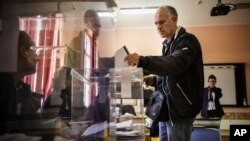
[116,130,142,136]
[82,121,108,136]
[116,119,133,129]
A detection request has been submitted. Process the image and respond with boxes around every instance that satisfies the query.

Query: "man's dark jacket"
[139,27,204,122]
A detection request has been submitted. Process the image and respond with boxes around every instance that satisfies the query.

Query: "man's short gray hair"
[158,5,178,19]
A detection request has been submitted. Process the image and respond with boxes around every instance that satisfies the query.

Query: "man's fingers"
[124,53,139,66]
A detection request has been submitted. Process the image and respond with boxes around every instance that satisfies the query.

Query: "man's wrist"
[138,56,148,68]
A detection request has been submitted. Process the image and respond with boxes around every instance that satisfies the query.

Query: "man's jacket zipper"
[176,83,192,105]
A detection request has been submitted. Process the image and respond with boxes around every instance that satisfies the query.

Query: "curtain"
[19,13,64,99]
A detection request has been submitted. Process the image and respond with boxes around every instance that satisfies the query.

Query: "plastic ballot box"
[71,68,145,141]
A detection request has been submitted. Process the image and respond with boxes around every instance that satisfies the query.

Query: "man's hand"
[124,53,140,67]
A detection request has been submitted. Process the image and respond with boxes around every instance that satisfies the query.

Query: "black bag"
[149,120,159,137]
[145,91,169,121]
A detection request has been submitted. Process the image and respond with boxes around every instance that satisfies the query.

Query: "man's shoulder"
[179,32,196,40]
[177,30,201,49]
[177,27,197,40]
[215,87,222,91]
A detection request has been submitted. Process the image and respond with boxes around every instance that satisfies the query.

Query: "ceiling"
[2,0,250,28]
[114,0,250,28]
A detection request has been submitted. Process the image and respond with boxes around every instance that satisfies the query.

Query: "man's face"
[154,8,177,38]
[27,47,40,74]
[208,78,216,88]
[19,42,40,75]
[84,10,101,38]
[89,18,101,38]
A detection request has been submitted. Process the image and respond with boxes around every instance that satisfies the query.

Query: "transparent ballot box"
[71,68,145,140]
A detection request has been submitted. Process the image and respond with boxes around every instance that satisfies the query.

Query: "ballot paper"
[115,46,129,68]
[114,46,132,98]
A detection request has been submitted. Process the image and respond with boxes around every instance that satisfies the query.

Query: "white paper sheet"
[82,121,108,136]
[116,119,133,129]
[115,46,129,68]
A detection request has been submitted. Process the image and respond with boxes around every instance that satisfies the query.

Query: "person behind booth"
[0,31,42,134]
[57,9,114,140]
[0,31,76,141]
[68,9,113,69]
[201,74,225,118]
[79,9,112,123]
[124,5,204,141]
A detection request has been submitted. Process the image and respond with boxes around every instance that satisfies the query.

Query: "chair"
[192,118,221,141]
[192,127,221,141]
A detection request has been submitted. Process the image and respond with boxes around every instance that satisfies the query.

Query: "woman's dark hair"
[208,74,216,80]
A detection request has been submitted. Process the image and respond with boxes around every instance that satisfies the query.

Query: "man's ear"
[172,16,177,23]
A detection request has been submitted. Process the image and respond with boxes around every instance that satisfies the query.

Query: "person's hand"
[144,75,156,87]
[124,53,140,67]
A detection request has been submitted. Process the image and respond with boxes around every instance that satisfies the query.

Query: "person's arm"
[138,34,201,76]
[215,88,223,99]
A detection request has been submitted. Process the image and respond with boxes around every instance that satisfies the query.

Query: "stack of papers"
[116,119,133,129]
[115,120,143,139]
[116,130,142,136]
[81,120,143,139]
